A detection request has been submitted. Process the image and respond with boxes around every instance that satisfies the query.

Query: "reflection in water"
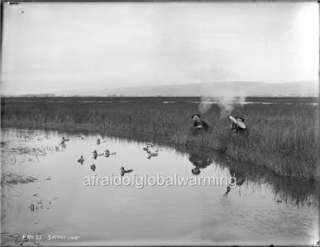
[185,145,247,196]
[181,144,319,206]
[187,146,213,175]
[60,142,66,149]
[1,128,319,246]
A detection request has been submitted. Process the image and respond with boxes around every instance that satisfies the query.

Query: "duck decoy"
[77,156,84,165]
[147,146,159,154]
[60,136,70,145]
[148,151,158,156]
[93,150,98,159]
[143,143,154,151]
[224,185,231,195]
[120,166,133,176]
[90,164,96,172]
[97,138,106,145]
[104,149,110,157]
[104,149,116,157]
[147,152,158,159]
[143,143,159,159]
[93,150,104,159]
[120,167,124,176]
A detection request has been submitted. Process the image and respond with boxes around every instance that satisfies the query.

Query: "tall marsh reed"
[1,97,319,180]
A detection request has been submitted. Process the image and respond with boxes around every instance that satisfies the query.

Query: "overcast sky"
[1,2,318,95]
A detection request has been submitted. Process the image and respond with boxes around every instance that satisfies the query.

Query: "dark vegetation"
[181,145,319,206]
[1,96,319,180]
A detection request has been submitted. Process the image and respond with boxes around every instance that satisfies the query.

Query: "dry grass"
[1,97,319,180]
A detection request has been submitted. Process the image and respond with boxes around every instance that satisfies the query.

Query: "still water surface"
[1,128,318,245]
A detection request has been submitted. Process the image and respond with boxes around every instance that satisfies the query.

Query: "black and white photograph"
[0,0,319,246]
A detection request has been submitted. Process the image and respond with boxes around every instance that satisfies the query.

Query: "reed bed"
[1,97,319,180]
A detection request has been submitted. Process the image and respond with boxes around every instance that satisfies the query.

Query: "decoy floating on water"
[143,143,159,159]
[147,152,158,159]
[224,185,231,195]
[90,164,96,172]
[104,149,116,157]
[104,150,110,157]
[146,148,159,154]
[143,143,155,151]
[142,143,151,151]
[97,138,106,145]
[93,150,104,159]
[93,150,98,159]
[77,156,84,165]
[120,166,133,176]
[60,136,70,145]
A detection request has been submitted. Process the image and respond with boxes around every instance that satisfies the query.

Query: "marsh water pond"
[1,128,319,245]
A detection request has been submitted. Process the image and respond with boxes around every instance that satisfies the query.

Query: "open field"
[1,97,319,180]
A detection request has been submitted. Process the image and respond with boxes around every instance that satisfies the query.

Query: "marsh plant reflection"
[1,128,318,246]
[183,144,318,206]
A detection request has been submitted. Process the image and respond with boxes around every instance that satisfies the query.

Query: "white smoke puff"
[198,82,247,117]
[198,96,214,114]
[217,91,246,117]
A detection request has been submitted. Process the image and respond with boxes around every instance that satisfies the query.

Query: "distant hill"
[22,80,318,97]
[65,81,318,97]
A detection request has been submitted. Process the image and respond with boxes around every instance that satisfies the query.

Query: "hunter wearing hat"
[228,115,248,134]
[191,114,210,132]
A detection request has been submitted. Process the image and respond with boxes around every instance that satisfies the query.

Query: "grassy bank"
[1,97,319,180]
